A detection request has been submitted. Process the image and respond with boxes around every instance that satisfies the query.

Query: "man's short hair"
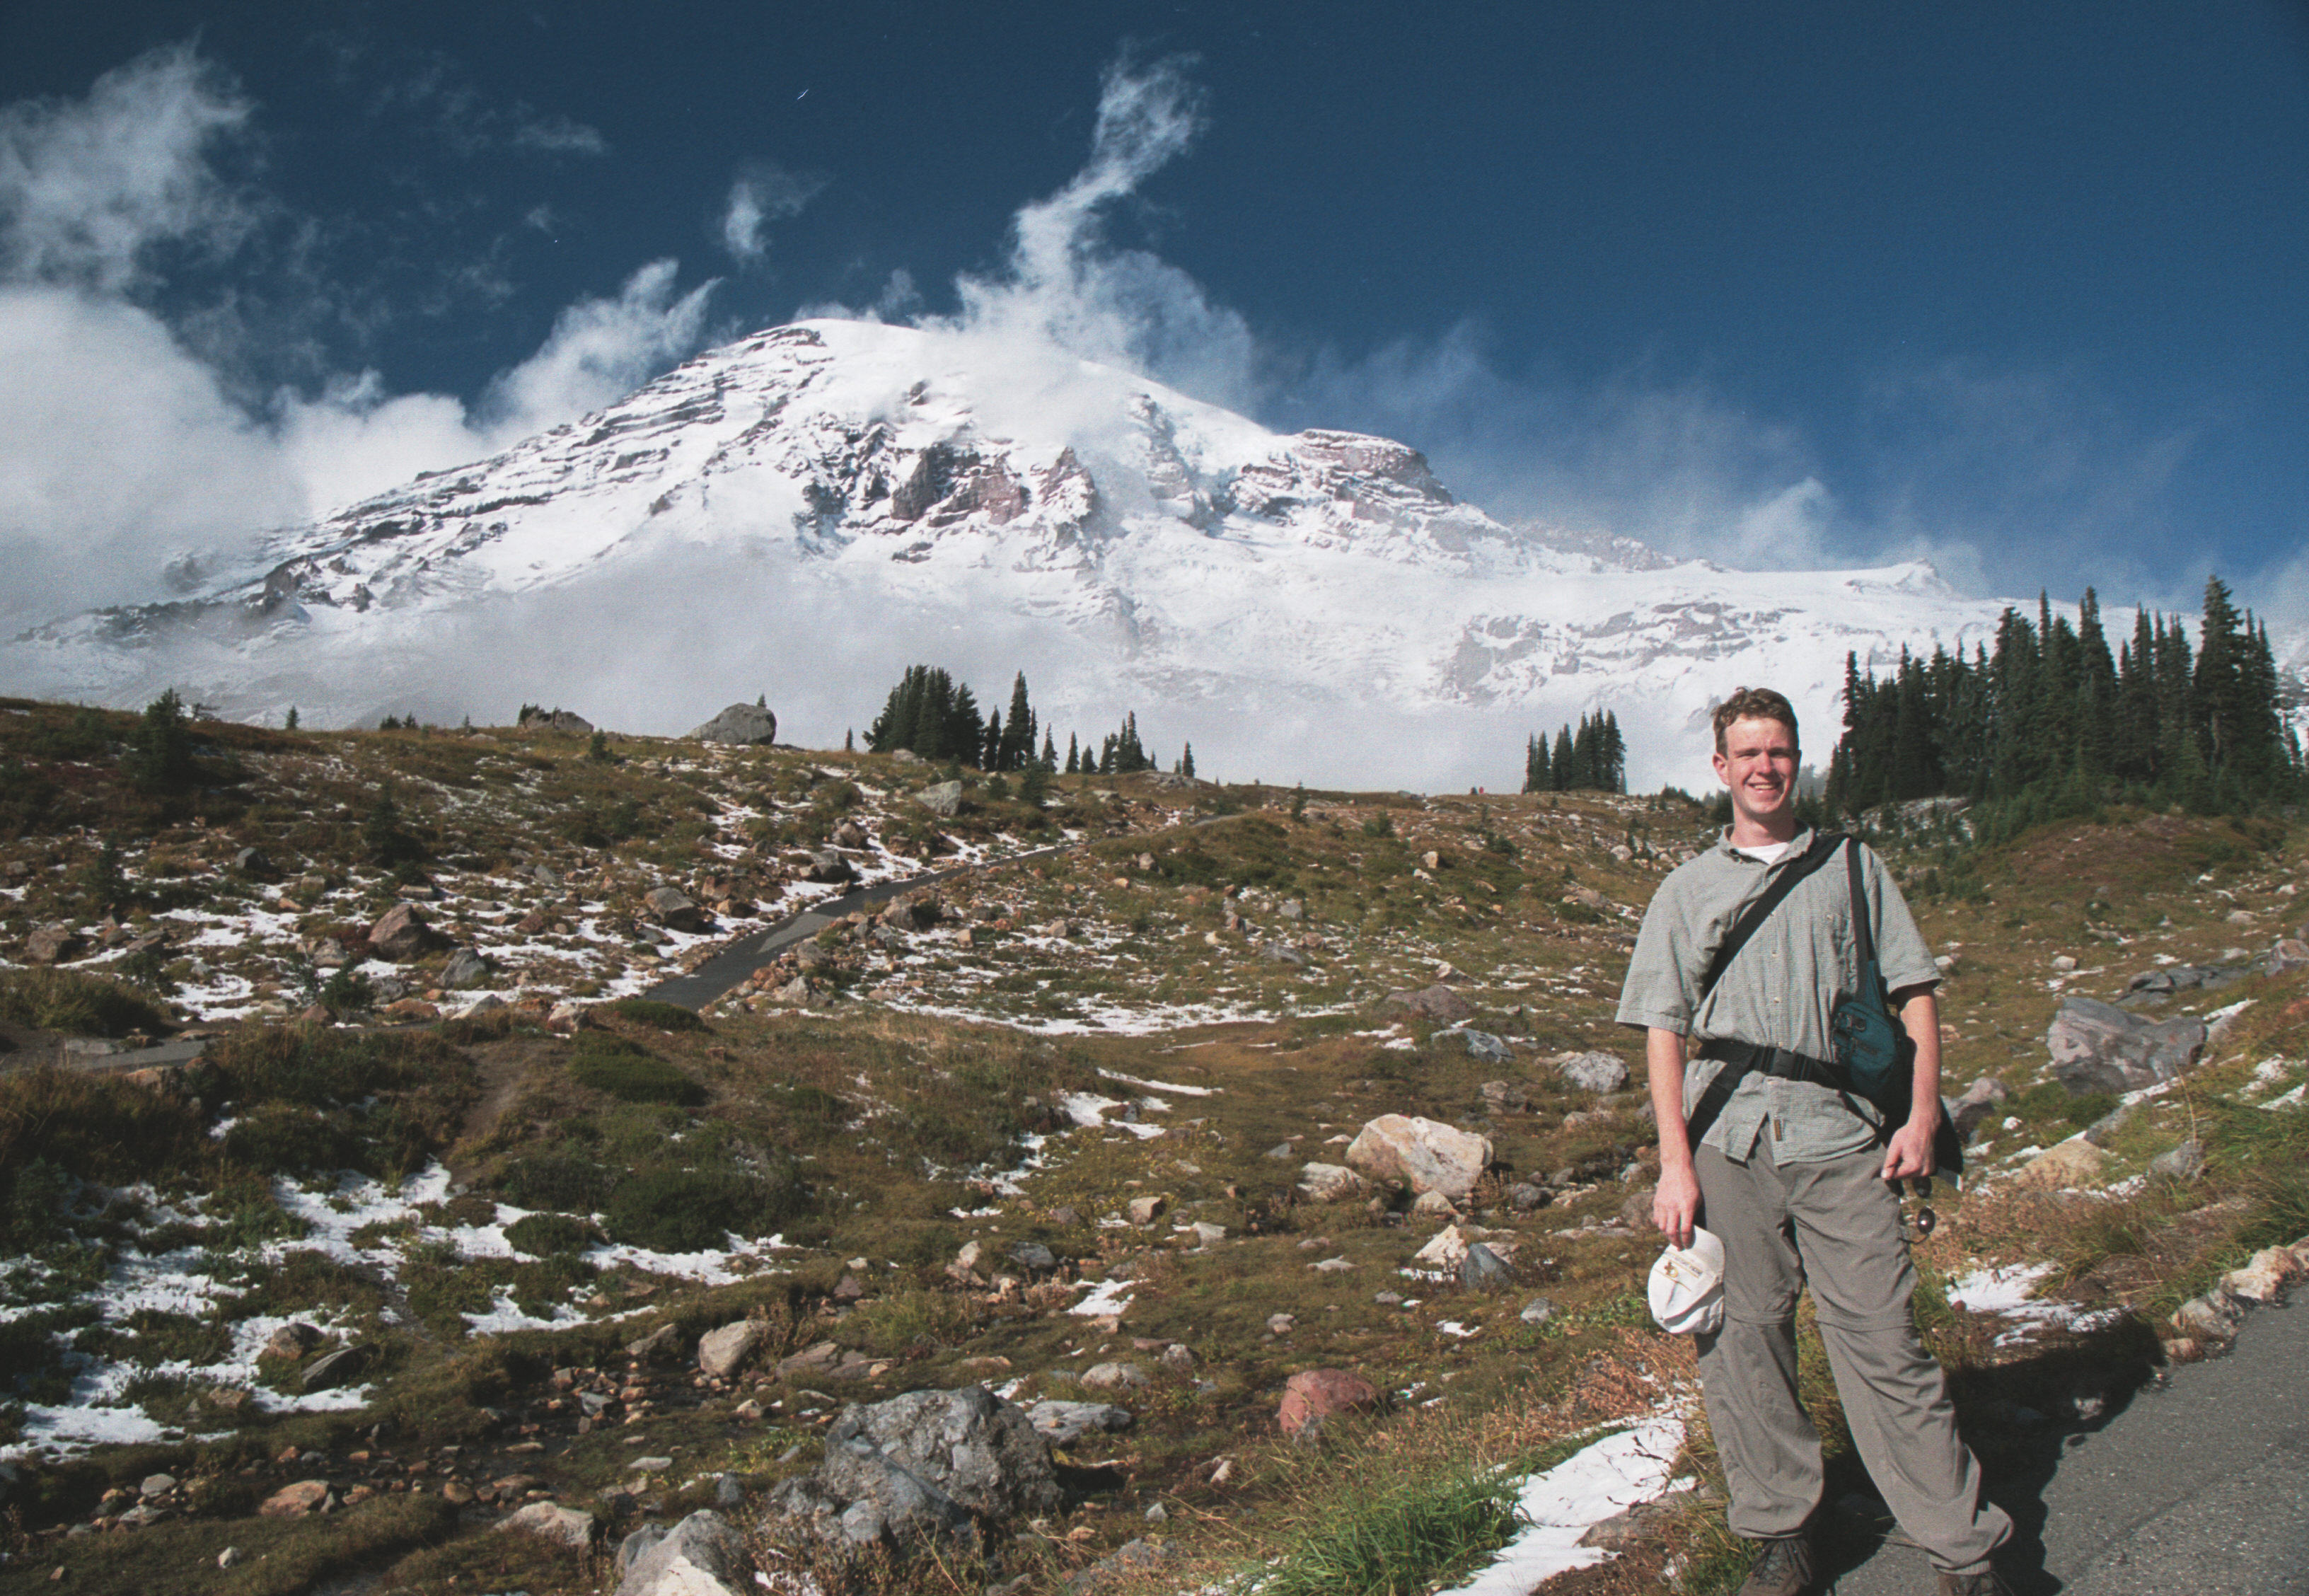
[1712,687,1800,755]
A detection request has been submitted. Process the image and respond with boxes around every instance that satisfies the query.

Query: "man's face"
[1712,715,1799,829]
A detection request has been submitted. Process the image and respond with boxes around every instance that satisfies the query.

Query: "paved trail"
[1827,1301,2309,1593]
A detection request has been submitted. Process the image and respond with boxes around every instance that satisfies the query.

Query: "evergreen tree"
[1041,729,1057,768]
[983,710,1003,771]
[1181,743,1196,778]
[125,689,197,794]
[284,706,299,731]
[1523,732,1549,794]
[1065,734,1080,775]
[999,673,1036,770]
[1550,726,1575,791]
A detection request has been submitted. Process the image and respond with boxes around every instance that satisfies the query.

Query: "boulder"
[519,707,594,734]
[2221,1247,2301,1305]
[762,1386,1061,1553]
[2268,939,2309,976]
[1506,1181,1551,1211]
[617,1509,758,1596]
[495,1500,597,1551]
[366,903,439,962]
[2013,1138,2109,1191]
[1949,1075,2010,1138]
[882,896,941,932]
[688,704,778,746]
[804,850,857,884]
[2171,1290,2244,1343]
[1410,1189,1457,1221]
[262,1323,323,1360]
[2149,1138,2207,1181]
[1024,1401,1134,1447]
[627,1322,682,1361]
[1385,983,1474,1024]
[439,947,490,989]
[1463,1031,1513,1065]
[1344,1114,1493,1200]
[2047,997,2207,1093]
[698,1321,765,1380]
[1277,1370,1379,1438]
[1296,1163,1370,1203]
[644,885,708,933]
[300,1345,371,1393]
[258,1481,330,1518]
[1125,1195,1167,1226]
[1461,1242,1512,1291]
[1520,1297,1556,1326]
[831,819,871,850]
[775,1341,875,1384]
[1080,1362,1147,1392]
[916,780,965,819]
[1260,941,1311,966]
[1556,1051,1631,1093]
[24,923,87,964]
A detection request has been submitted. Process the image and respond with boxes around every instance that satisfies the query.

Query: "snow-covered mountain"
[5,318,2029,791]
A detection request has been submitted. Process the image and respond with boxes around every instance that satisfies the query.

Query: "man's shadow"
[1815,1315,2165,1594]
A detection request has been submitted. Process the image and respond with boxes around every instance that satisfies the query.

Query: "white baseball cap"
[1647,1227,1725,1335]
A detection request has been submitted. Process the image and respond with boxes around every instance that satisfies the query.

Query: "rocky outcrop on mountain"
[2046,997,2207,1094]
[688,703,777,746]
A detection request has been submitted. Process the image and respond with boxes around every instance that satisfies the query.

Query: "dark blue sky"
[4,1,2307,620]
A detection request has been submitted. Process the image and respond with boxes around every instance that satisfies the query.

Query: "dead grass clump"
[569,1033,705,1105]
[206,1024,477,1177]
[0,966,174,1037]
[0,1063,207,1193]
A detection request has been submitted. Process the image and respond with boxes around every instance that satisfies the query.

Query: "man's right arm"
[1648,1026,1698,1249]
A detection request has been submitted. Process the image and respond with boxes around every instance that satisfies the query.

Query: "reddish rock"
[367,903,438,961]
[378,998,440,1022]
[1278,1370,1380,1437]
[1386,983,1474,1024]
[260,1480,332,1517]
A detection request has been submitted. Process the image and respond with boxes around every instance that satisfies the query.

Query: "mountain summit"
[9,318,2017,789]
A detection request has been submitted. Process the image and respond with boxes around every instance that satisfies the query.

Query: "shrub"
[124,689,197,794]
[603,1165,804,1251]
[0,968,173,1038]
[207,1027,475,1174]
[499,1150,615,1213]
[1361,811,1396,838]
[603,997,707,1032]
[504,1212,601,1256]
[0,1064,207,1191]
[569,1035,706,1106]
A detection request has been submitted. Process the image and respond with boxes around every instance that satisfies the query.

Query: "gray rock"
[1344,1114,1493,1200]
[763,1386,1061,1554]
[139,1474,177,1498]
[439,947,490,990]
[1557,1051,1631,1093]
[1024,1400,1135,1446]
[714,1474,746,1510]
[2267,939,2309,976]
[1386,983,1474,1024]
[1068,1535,1179,1591]
[644,884,707,933]
[232,848,274,879]
[614,1522,667,1580]
[1463,1031,1513,1065]
[1297,1162,1369,1203]
[1259,941,1310,966]
[1460,1242,1512,1292]
[804,849,857,884]
[916,780,965,819]
[2149,1138,2207,1181]
[1264,1142,1297,1160]
[1520,1296,1556,1326]
[688,703,778,746]
[1080,1362,1147,1392]
[1949,1075,2010,1138]
[2083,1102,2135,1148]
[698,1321,764,1380]
[1007,1242,1056,1273]
[299,1345,370,1392]
[519,707,594,735]
[1505,1181,1550,1212]
[495,1500,596,1551]
[2047,996,2207,1094]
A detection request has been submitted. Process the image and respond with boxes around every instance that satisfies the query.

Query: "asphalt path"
[639,843,1072,1010]
[1827,1300,2309,1593]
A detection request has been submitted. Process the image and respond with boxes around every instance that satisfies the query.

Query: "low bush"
[603,1164,804,1251]
[0,967,174,1038]
[207,1026,475,1175]
[504,1212,600,1256]
[0,1064,207,1191]
[497,1150,615,1213]
[569,1035,706,1106]
[603,997,707,1032]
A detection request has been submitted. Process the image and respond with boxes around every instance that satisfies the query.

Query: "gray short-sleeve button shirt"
[1616,827,1939,1163]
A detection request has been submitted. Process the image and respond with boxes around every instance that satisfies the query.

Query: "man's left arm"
[1882,985,1941,1179]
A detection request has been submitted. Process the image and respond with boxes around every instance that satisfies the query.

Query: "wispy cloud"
[719,161,825,266]
[0,45,711,630]
[0,44,255,294]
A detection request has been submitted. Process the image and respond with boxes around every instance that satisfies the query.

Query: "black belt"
[1685,1038,1851,1143]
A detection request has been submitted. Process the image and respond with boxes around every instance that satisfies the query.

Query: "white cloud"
[719,162,825,265]
[0,44,253,294]
[939,54,1261,413]
[0,45,719,630]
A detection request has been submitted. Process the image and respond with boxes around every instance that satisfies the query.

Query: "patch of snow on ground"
[1070,1278,1136,1319]
[1429,1413,1689,1596]
[1096,1068,1217,1097]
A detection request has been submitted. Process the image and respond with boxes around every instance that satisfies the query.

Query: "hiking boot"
[1737,1534,1815,1596]
[1935,1570,2014,1595]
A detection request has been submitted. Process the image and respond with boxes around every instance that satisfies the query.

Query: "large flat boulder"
[618,1510,757,1595]
[2046,995,2206,1094]
[1344,1114,1492,1200]
[689,703,777,746]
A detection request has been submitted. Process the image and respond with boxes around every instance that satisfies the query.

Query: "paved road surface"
[1827,1301,2309,1593]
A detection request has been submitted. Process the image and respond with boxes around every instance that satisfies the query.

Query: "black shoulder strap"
[1844,836,1876,974]
[1698,830,1845,1001]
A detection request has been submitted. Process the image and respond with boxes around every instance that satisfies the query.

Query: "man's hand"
[1880,1113,1936,1179]
[1653,1162,1700,1250]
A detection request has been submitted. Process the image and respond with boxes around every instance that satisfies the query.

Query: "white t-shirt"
[1732,841,1792,865]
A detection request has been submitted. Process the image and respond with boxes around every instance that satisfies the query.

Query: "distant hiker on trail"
[1616,686,2014,1596]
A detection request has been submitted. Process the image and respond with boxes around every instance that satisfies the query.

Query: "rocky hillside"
[2,699,2307,1595]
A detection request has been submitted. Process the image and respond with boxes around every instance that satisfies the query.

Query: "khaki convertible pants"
[1694,1140,2011,1571]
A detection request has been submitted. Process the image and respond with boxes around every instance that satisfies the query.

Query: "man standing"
[1616,688,2011,1596]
